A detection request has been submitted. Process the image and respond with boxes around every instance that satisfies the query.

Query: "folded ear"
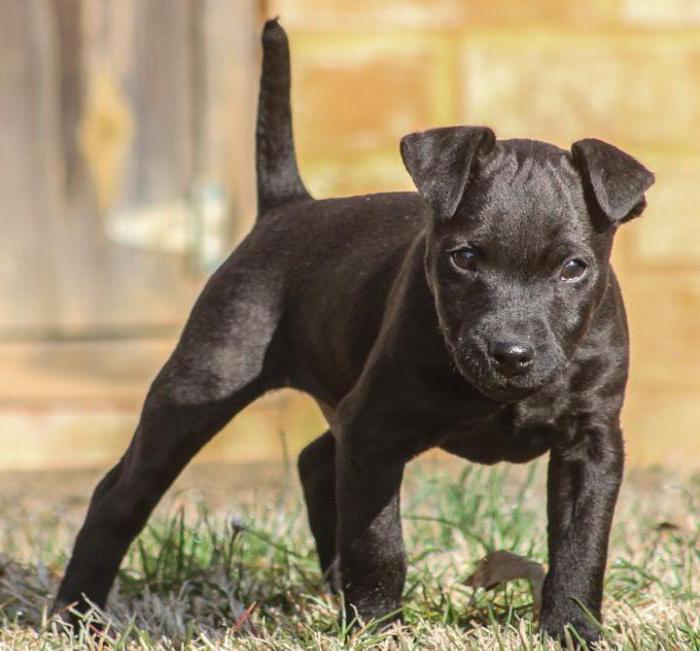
[571,138,654,226]
[400,126,496,222]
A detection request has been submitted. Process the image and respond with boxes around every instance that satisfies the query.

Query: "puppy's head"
[401,126,654,401]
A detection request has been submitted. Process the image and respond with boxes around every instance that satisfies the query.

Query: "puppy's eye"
[450,247,478,272]
[560,258,587,282]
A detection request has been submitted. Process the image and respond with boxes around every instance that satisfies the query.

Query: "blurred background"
[1,0,699,472]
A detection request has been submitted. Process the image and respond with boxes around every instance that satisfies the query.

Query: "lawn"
[0,457,699,649]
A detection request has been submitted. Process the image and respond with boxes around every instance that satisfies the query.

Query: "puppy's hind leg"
[54,266,284,621]
[298,430,338,586]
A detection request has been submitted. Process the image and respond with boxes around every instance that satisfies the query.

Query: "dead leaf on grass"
[465,550,547,612]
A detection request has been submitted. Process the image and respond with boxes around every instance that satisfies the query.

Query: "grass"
[1,458,699,649]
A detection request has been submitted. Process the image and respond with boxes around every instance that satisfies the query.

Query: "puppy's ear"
[571,138,654,226]
[400,126,496,222]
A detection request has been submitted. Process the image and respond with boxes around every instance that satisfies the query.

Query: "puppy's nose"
[489,341,535,376]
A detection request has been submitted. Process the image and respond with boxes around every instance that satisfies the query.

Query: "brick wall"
[268,0,700,467]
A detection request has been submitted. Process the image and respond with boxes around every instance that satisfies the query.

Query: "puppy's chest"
[441,391,574,464]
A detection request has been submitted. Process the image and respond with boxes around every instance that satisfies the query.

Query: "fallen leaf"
[231,601,257,634]
[465,550,547,612]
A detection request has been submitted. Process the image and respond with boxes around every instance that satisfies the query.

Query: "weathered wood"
[0,0,63,331]
[0,0,258,336]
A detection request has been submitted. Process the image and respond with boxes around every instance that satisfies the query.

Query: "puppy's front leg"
[336,429,407,625]
[540,422,624,642]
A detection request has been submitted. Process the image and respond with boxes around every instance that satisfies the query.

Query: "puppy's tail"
[255,18,311,216]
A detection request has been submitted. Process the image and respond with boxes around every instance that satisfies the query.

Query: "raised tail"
[255,18,311,216]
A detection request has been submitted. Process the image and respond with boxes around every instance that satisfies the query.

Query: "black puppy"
[55,19,654,642]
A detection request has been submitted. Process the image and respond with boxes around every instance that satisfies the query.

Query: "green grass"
[1,460,699,649]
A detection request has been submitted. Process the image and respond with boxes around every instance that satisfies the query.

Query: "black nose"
[489,340,535,376]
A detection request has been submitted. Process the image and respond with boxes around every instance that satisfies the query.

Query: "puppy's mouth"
[471,378,541,402]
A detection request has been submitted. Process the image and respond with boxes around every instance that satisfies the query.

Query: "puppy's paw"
[342,600,403,633]
[539,608,602,646]
[50,600,80,631]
